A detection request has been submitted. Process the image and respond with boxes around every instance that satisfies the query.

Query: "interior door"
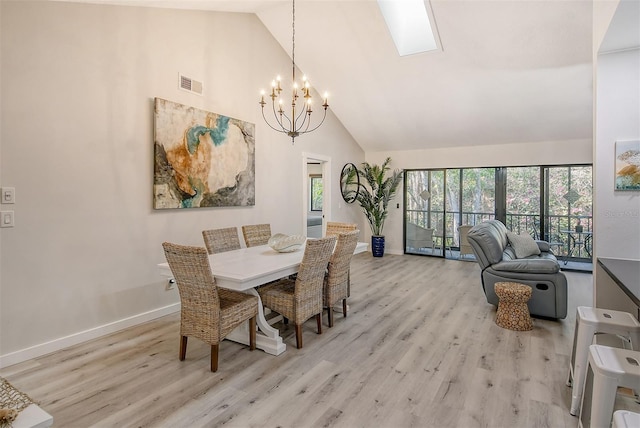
[302,153,331,237]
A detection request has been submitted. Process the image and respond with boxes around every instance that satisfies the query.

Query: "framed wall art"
[615,140,640,191]
[153,98,255,208]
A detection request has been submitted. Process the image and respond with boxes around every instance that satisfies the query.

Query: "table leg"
[224,288,286,355]
[565,234,576,264]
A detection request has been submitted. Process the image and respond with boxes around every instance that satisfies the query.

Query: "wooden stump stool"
[494,282,533,331]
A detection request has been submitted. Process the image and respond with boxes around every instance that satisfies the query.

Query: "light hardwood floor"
[0,254,622,427]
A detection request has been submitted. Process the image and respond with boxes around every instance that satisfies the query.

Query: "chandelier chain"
[292,0,296,81]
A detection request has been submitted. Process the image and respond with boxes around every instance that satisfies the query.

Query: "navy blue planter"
[371,235,385,257]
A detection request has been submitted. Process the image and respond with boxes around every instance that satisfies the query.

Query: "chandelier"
[259,0,329,143]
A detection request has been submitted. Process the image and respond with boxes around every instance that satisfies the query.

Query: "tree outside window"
[310,175,323,211]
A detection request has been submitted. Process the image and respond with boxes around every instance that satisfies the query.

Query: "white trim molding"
[0,303,180,369]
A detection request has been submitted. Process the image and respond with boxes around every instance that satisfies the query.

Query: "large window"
[404,164,592,270]
[310,175,323,211]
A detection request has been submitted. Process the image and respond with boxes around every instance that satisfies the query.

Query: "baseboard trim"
[0,303,180,369]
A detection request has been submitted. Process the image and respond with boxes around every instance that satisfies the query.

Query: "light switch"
[1,187,15,204]
[0,211,14,227]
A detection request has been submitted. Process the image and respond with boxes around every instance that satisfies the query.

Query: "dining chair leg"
[343,299,348,317]
[179,336,188,361]
[295,324,303,349]
[316,313,322,334]
[328,307,334,328]
[210,344,219,372]
[249,316,256,351]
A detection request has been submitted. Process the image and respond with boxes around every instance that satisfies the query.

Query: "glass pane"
[461,168,496,226]
[546,167,569,248]
[445,169,460,249]
[310,176,323,211]
[430,170,446,256]
[405,170,430,224]
[506,167,540,238]
[404,170,445,256]
[545,166,592,262]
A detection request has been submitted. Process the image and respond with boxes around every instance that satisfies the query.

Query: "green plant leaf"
[355,157,403,236]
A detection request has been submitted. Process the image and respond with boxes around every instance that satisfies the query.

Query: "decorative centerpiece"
[268,233,306,253]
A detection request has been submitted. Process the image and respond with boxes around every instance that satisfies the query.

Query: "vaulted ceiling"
[57,0,599,152]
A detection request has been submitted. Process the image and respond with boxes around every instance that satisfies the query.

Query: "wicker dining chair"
[258,235,337,349]
[325,221,359,297]
[162,242,258,372]
[241,224,272,247]
[325,221,358,237]
[324,229,359,327]
[202,227,241,254]
[458,225,474,259]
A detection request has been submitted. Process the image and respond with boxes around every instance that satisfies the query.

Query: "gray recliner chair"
[467,220,568,319]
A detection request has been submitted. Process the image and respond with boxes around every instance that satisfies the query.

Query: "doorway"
[302,153,331,237]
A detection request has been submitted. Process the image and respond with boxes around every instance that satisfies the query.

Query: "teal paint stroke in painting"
[185,116,230,155]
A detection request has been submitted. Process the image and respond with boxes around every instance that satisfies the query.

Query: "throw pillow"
[507,231,541,259]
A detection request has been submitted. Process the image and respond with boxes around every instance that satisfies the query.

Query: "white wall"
[593,0,640,261]
[592,0,621,55]
[0,1,364,366]
[365,139,593,254]
[594,48,640,259]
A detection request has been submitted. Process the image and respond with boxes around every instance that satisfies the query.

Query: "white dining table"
[158,240,368,355]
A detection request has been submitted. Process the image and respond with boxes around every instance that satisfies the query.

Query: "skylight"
[377,0,440,56]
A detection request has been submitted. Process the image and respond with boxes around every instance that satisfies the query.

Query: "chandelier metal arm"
[297,109,328,135]
[261,107,290,134]
[272,100,293,133]
[293,104,309,128]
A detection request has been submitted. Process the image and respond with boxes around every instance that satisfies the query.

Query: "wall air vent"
[179,73,203,96]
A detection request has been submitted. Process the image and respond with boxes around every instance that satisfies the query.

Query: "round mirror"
[340,163,360,204]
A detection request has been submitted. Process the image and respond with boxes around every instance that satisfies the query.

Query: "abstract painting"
[154,98,255,208]
[615,140,640,191]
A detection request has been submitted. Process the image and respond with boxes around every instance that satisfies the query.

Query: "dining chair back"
[242,224,272,247]
[324,229,359,327]
[162,242,258,372]
[202,227,241,254]
[325,221,358,237]
[258,235,337,348]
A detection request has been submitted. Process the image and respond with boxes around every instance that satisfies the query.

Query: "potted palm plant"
[356,157,403,257]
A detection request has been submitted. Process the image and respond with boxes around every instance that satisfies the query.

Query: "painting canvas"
[154,98,255,208]
[615,140,640,191]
